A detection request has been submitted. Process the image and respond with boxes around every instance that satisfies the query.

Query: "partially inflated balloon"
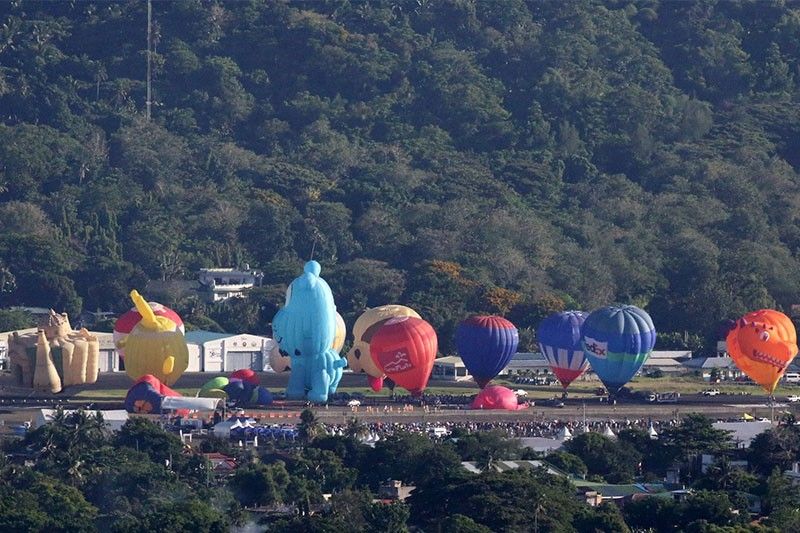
[231,368,259,387]
[582,305,656,394]
[347,305,421,391]
[124,374,182,414]
[538,311,589,389]
[470,385,526,410]
[369,317,437,396]
[199,376,229,398]
[727,309,798,394]
[455,316,519,388]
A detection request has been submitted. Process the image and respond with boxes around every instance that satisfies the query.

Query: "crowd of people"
[316,413,763,441]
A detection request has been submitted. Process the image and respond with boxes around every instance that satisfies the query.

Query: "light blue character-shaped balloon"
[272,261,346,403]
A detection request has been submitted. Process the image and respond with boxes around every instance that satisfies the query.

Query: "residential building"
[198,267,263,303]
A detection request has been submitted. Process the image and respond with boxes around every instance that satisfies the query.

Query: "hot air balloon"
[347,305,421,391]
[582,305,656,395]
[124,374,182,414]
[537,311,589,390]
[198,376,229,398]
[333,312,346,353]
[455,316,519,388]
[369,316,437,396]
[726,309,798,394]
[119,290,189,386]
[231,368,260,387]
[470,385,527,410]
[113,300,184,360]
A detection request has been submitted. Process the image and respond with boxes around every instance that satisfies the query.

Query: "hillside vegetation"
[2,0,800,353]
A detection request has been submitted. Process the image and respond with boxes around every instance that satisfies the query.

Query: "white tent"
[212,416,257,439]
[648,424,659,439]
[556,426,573,441]
[34,409,129,432]
[602,425,616,439]
[161,396,222,412]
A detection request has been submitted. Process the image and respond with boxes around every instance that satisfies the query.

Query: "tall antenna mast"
[146,0,152,121]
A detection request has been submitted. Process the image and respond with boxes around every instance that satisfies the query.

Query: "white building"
[95,331,121,373]
[431,356,472,382]
[197,267,263,303]
[185,330,277,372]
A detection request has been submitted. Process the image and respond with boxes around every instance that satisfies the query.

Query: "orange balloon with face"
[726,309,798,394]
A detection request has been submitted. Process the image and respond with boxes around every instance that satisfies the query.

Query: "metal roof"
[682,356,736,369]
[184,330,233,344]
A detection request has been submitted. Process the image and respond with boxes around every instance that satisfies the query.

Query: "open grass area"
[67,375,800,401]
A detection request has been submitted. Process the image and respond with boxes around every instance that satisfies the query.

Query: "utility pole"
[146,0,152,121]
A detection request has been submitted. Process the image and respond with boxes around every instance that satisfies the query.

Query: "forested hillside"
[2,0,800,353]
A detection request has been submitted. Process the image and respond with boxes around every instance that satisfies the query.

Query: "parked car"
[701,389,721,396]
[787,395,800,403]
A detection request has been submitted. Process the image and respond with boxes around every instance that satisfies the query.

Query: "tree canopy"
[3,1,800,350]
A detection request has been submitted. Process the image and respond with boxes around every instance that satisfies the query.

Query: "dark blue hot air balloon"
[582,305,656,394]
[537,311,589,390]
[456,316,519,388]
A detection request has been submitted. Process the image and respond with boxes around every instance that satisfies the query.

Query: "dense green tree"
[227,461,290,508]
[408,469,579,532]
[114,417,185,469]
[449,428,524,468]
[2,0,800,351]
[748,423,800,477]
[563,432,642,483]
[0,308,34,331]
[545,450,588,478]
[574,502,630,533]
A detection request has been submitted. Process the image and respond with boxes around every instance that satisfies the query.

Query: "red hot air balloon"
[369,317,437,396]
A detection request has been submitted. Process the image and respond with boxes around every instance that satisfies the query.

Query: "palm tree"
[298,409,322,443]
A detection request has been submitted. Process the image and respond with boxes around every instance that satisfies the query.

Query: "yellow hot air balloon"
[347,305,420,391]
[726,309,798,394]
[120,290,189,386]
[333,312,346,353]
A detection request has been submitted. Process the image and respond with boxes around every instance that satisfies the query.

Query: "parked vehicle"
[787,394,800,403]
[701,389,721,396]
[784,372,800,384]
[648,392,680,403]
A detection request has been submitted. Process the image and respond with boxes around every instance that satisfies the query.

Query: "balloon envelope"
[124,374,181,414]
[223,379,247,402]
[348,305,421,391]
[582,305,656,394]
[369,317,437,396]
[255,387,273,405]
[199,376,229,396]
[538,311,589,389]
[113,302,184,359]
[333,312,346,353]
[231,368,259,387]
[471,385,526,410]
[726,309,798,394]
[455,316,519,388]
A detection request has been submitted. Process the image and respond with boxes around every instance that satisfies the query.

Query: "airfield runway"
[0,372,794,427]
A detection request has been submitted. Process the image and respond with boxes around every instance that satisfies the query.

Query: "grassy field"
[68,375,800,401]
